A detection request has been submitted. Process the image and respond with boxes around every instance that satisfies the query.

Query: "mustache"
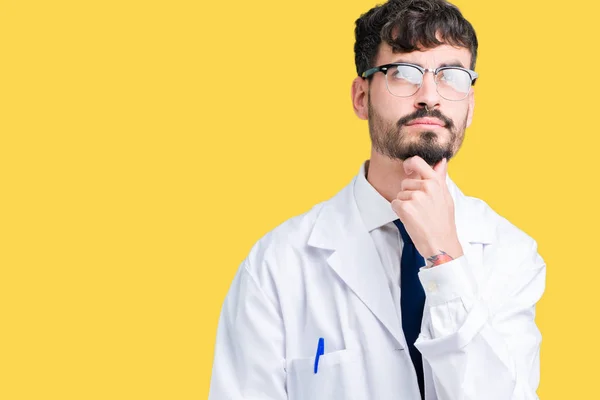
[396,108,454,130]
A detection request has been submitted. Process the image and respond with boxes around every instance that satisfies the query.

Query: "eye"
[439,69,470,86]
[391,66,421,84]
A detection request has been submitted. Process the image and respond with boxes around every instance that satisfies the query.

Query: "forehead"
[376,42,472,69]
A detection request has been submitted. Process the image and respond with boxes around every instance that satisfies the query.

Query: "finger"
[391,198,416,216]
[432,157,448,180]
[391,199,408,215]
[400,178,426,192]
[403,156,436,180]
[395,190,423,201]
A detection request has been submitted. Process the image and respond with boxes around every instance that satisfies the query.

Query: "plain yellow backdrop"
[1,0,598,398]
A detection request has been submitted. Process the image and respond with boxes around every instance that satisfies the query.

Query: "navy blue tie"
[393,218,426,400]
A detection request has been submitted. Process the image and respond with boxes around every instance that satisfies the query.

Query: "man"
[209,0,546,399]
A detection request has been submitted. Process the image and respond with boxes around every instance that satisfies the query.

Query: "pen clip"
[314,337,324,374]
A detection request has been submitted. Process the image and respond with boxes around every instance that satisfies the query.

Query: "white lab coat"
[209,170,546,400]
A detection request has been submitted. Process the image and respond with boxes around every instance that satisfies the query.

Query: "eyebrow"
[391,59,466,69]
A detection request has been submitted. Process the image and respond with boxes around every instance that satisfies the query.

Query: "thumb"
[433,157,448,179]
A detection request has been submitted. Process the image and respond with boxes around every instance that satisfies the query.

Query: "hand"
[390,156,463,267]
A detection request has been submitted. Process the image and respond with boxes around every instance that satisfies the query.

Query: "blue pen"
[314,337,324,374]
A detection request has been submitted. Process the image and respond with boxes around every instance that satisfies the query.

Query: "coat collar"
[306,166,496,348]
[308,167,497,250]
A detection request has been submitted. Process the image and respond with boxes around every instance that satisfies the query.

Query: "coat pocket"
[286,349,366,400]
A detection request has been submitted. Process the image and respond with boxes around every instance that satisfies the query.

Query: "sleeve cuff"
[418,253,476,307]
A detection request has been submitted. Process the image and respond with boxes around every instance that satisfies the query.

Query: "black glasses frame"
[360,62,478,101]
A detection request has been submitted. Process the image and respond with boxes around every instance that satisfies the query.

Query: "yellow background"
[1,0,597,398]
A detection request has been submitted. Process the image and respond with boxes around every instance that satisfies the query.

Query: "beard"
[367,96,468,167]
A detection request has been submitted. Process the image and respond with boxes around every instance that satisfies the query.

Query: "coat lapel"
[308,176,405,348]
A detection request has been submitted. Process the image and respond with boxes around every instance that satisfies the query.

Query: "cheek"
[447,104,470,126]
[372,95,411,122]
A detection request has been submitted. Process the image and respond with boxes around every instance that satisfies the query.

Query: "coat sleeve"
[415,238,546,400]
[208,259,287,400]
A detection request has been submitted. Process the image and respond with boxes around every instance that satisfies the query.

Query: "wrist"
[423,240,463,268]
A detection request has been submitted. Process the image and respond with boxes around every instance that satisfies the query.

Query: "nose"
[413,69,441,111]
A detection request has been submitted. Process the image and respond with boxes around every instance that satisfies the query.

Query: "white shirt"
[354,159,406,325]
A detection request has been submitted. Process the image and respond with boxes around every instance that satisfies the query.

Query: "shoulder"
[244,200,326,277]
[461,193,544,269]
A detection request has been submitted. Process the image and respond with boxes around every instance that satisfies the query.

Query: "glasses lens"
[385,65,422,97]
[435,68,472,100]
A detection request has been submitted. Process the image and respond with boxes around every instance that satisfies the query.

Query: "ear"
[466,87,475,128]
[351,76,369,120]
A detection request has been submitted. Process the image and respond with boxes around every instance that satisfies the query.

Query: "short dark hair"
[354,0,478,77]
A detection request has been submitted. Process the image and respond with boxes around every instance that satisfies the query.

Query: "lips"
[407,118,444,127]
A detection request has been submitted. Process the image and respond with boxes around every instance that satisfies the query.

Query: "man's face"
[359,42,475,167]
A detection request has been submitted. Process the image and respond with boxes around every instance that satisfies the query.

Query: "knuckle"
[426,180,439,193]
[401,179,414,191]
[421,181,431,193]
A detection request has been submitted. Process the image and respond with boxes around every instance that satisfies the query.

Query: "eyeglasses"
[361,62,478,101]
